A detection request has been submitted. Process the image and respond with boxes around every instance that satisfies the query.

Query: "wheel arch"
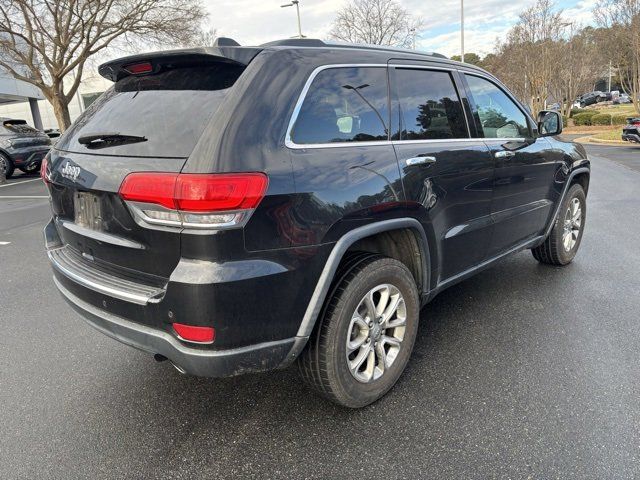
[281,218,431,366]
[541,166,590,240]
[570,170,590,195]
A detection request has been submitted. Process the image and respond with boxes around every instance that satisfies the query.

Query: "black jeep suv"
[43,38,590,407]
[0,118,51,178]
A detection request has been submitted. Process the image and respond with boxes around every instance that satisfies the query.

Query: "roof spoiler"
[2,119,27,126]
[98,42,261,82]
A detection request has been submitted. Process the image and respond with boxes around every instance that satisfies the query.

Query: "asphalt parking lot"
[1,144,640,479]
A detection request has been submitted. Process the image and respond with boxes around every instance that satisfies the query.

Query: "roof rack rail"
[324,40,447,59]
[260,38,447,59]
[260,38,327,48]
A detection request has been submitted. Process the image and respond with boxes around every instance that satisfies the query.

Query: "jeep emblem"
[61,161,81,181]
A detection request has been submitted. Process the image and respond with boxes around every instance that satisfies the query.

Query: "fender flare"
[281,218,430,366]
[541,166,590,240]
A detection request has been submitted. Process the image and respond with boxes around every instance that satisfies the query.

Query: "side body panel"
[388,63,495,282]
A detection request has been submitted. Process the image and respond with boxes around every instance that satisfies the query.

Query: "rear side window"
[464,75,530,139]
[60,64,244,157]
[392,69,468,140]
[291,67,389,145]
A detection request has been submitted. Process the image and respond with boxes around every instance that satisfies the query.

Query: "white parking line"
[0,195,48,199]
[0,178,41,188]
[0,241,10,245]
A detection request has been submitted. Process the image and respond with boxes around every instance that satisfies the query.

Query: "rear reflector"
[118,172,268,229]
[173,323,215,344]
[123,62,153,74]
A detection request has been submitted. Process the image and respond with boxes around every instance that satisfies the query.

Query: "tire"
[298,255,420,408]
[19,162,41,174]
[532,183,586,266]
[0,152,14,179]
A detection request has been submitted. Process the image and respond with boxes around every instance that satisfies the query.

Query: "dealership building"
[0,69,45,130]
[0,67,110,130]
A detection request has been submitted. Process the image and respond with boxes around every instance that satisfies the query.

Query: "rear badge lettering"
[61,161,81,181]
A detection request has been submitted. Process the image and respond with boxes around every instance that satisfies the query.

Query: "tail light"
[40,153,50,184]
[118,172,268,229]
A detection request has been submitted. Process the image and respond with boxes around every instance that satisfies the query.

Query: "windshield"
[58,64,245,158]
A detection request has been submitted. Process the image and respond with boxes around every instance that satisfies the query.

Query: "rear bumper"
[54,276,295,377]
[622,131,640,143]
[6,146,49,166]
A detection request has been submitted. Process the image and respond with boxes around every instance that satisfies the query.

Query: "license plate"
[74,192,103,231]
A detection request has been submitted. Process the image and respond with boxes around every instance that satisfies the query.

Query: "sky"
[202,0,599,57]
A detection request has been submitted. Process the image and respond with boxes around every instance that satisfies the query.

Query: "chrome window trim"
[391,137,525,146]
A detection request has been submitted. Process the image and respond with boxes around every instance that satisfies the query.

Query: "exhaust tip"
[170,362,187,375]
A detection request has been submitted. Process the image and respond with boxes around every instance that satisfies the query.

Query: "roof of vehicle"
[99,37,480,82]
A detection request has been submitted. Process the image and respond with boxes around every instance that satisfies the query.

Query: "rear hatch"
[46,50,256,282]
[1,119,50,148]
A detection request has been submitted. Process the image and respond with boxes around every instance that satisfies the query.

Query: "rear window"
[0,122,42,136]
[59,64,244,157]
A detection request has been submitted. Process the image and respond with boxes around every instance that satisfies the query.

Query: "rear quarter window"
[59,64,245,158]
[290,67,389,145]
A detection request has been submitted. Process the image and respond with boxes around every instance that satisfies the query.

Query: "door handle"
[405,156,436,166]
[495,150,515,159]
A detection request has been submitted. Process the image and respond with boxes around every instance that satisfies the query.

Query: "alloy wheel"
[346,283,406,383]
[563,197,582,252]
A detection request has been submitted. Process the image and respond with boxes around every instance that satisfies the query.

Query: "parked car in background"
[622,117,640,143]
[0,118,51,178]
[45,129,62,144]
[613,93,632,104]
[578,92,599,107]
[42,38,590,407]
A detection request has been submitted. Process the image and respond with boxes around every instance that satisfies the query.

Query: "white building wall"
[0,71,112,130]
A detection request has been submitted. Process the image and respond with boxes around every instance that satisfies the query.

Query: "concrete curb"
[573,136,636,146]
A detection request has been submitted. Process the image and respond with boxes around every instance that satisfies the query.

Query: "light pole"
[460,0,464,62]
[410,28,416,50]
[281,0,303,39]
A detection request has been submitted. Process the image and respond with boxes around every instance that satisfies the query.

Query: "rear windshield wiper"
[78,132,147,149]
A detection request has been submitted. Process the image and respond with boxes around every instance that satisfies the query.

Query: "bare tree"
[329,0,423,48]
[0,0,206,130]
[481,0,603,117]
[183,25,218,48]
[595,0,640,112]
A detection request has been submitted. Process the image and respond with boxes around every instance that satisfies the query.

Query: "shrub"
[573,112,596,126]
[591,113,612,125]
[612,114,631,125]
[570,108,587,116]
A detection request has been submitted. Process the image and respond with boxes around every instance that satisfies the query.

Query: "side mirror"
[537,110,562,136]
